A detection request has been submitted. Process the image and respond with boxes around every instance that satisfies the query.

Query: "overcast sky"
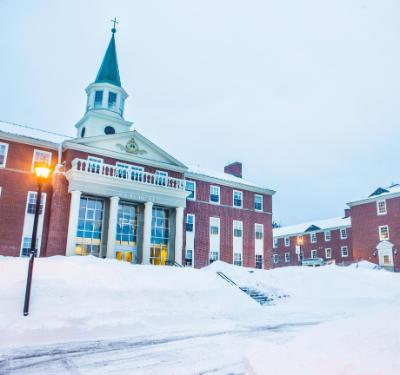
[1,0,399,225]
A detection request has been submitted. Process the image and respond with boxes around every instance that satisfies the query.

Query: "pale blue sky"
[1,0,399,225]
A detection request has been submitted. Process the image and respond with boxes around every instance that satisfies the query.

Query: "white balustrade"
[70,158,186,191]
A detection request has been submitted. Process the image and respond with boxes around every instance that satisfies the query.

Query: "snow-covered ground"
[0,256,399,374]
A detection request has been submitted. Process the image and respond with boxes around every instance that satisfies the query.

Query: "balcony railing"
[70,158,186,191]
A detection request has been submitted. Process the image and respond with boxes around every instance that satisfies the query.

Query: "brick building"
[0,28,275,269]
[272,214,352,267]
[348,184,400,272]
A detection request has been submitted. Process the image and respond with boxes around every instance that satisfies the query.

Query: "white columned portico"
[142,201,153,264]
[174,206,184,265]
[106,196,120,259]
[66,190,82,256]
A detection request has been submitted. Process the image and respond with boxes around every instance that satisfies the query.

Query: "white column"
[65,190,82,256]
[106,196,120,259]
[174,207,184,265]
[142,201,153,264]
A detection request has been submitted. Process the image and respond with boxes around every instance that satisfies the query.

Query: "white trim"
[284,236,290,247]
[310,249,317,258]
[340,228,348,239]
[378,225,390,241]
[0,142,9,168]
[324,230,331,242]
[284,252,290,263]
[209,185,220,205]
[341,245,349,257]
[185,180,196,201]
[254,194,263,211]
[233,190,243,208]
[273,254,279,264]
[310,232,317,243]
[325,248,332,259]
[31,149,52,171]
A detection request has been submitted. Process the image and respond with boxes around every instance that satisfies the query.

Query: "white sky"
[1,0,399,225]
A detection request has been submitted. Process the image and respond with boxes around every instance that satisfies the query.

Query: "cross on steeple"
[111,17,119,33]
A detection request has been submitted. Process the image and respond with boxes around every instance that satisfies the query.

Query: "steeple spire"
[95,20,121,87]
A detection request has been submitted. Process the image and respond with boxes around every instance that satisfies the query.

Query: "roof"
[347,183,400,206]
[95,31,121,87]
[273,216,351,237]
[186,165,275,195]
[0,121,71,145]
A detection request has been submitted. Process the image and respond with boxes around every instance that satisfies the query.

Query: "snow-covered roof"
[0,121,72,145]
[347,183,400,206]
[273,216,351,237]
[186,165,275,195]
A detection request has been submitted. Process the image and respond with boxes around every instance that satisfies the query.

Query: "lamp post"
[23,162,52,316]
[297,237,304,266]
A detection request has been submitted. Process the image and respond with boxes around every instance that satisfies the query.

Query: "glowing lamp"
[34,163,52,180]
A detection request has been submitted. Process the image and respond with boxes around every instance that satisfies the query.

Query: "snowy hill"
[0,256,399,374]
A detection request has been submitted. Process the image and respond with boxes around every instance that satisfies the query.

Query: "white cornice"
[0,131,59,150]
[347,192,400,207]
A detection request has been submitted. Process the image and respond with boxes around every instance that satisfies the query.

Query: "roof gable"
[369,187,389,197]
[305,224,321,232]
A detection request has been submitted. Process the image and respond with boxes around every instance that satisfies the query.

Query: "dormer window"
[108,92,117,110]
[94,90,103,108]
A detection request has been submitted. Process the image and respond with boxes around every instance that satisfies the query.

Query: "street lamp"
[23,162,52,316]
[297,237,304,265]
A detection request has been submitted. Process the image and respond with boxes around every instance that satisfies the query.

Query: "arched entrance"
[376,240,394,271]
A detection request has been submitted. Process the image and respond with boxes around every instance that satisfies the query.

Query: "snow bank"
[0,256,259,348]
[245,309,400,375]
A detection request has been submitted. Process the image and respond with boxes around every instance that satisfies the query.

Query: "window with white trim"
[325,248,332,259]
[340,228,348,239]
[324,231,331,242]
[26,192,44,214]
[87,156,103,173]
[379,225,389,241]
[186,214,194,232]
[284,252,290,263]
[341,246,349,257]
[32,149,52,171]
[185,249,193,266]
[210,185,220,204]
[233,220,243,237]
[273,238,278,248]
[254,194,263,211]
[185,180,196,200]
[155,170,168,186]
[255,254,263,269]
[233,190,243,208]
[0,143,9,168]
[273,254,279,264]
[209,250,219,263]
[255,224,263,240]
[284,237,290,247]
[116,162,130,179]
[94,90,103,108]
[311,249,317,258]
[233,253,242,266]
[20,237,39,257]
[310,232,317,243]
[108,92,117,110]
[377,200,387,215]
[210,217,220,235]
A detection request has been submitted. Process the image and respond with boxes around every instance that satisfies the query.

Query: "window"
[185,249,193,266]
[383,255,390,265]
[116,162,130,179]
[255,224,263,240]
[310,232,317,243]
[32,149,52,170]
[340,228,348,239]
[325,248,332,259]
[104,126,115,135]
[0,143,9,168]
[254,194,263,211]
[210,251,219,263]
[94,90,103,108]
[87,156,103,174]
[284,237,290,247]
[379,225,389,241]
[284,252,290,263]
[233,220,243,237]
[108,92,117,110]
[150,207,170,265]
[377,200,387,215]
[311,249,317,258]
[131,166,144,181]
[26,192,44,214]
[185,180,196,200]
[273,238,278,248]
[186,214,194,232]
[210,185,220,204]
[234,253,242,266]
[155,170,168,186]
[324,231,331,242]
[233,190,243,208]
[210,217,219,235]
[273,254,279,264]
[20,237,38,257]
[341,246,349,257]
[119,97,125,115]
[255,254,263,269]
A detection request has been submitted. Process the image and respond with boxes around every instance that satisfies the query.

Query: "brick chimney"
[224,162,242,178]
[344,208,351,218]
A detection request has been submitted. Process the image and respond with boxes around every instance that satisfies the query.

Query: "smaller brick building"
[348,184,400,272]
[272,214,352,267]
